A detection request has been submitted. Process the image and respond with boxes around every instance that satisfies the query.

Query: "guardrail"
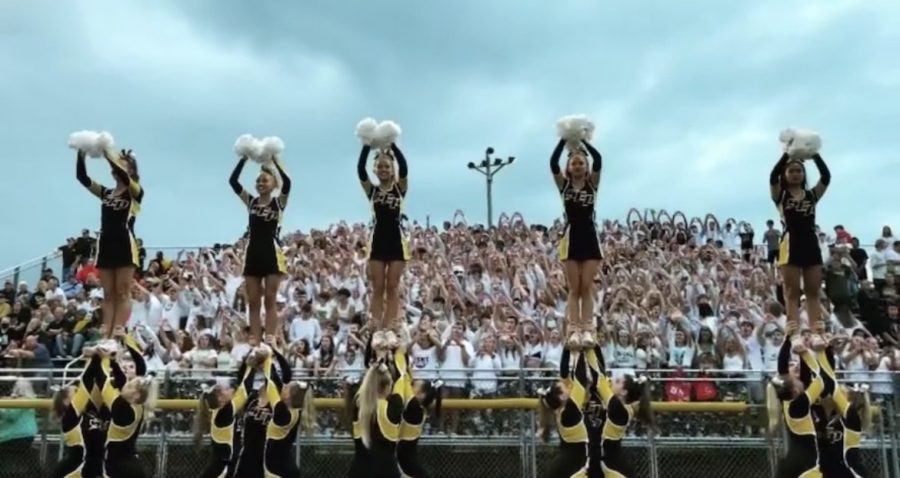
[0,370,897,478]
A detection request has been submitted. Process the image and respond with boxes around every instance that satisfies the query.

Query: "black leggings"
[199,444,232,478]
[775,451,820,478]
[104,456,147,478]
[542,442,588,478]
[52,447,85,478]
[397,440,430,478]
[601,440,633,478]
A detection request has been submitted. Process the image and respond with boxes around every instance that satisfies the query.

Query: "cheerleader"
[347,381,369,478]
[537,356,590,478]
[261,347,314,478]
[96,339,156,478]
[562,347,606,478]
[767,335,826,478]
[75,147,142,339]
[397,380,442,478]
[550,117,603,350]
[356,122,409,336]
[229,143,292,344]
[232,343,290,478]
[193,363,255,478]
[50,349,101,478]
[769,130,830,330]
[588,345,654,478]
[816,347,870,478]
[355,363,404,478]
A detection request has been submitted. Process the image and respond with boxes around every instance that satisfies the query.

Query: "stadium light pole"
[467,147,515,228]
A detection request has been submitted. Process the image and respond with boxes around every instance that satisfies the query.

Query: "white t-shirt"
[543,343,563,369]
[870,251,888,280]
[289,317,321,347]
[470,353,501,393]
[439,340,473,388]
[410,343,439,380]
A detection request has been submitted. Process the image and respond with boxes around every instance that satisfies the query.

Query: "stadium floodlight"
[466,147,515,228]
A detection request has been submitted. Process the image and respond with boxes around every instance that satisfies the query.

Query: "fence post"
[12,266,20,286]
[517,370,528,478]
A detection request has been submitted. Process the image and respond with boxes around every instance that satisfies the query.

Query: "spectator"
[763,220,781,264]
[0,380,40,478]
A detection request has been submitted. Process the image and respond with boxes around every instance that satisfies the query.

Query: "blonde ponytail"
[357,364,390,449]
[766,381,782,435]
[299,383,317,437]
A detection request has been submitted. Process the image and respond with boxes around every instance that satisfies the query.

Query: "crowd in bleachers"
[1,211,898,436]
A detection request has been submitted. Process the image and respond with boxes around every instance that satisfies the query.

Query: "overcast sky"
[1,0,897,269]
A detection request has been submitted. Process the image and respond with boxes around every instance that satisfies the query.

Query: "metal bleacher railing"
[0,368,897,478]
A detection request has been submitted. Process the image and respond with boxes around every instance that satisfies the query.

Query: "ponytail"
[536,396,554,443]
[51,387,68,421]
[358,364,391,449]
[296,382,317,437]
[851,384,872,433]
[343,380,360,433]
[631,376,656,433]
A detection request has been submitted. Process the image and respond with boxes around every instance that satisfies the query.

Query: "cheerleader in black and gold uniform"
[562,347,606,478]
[96,336,155,478]
[767,335,826,478]
[357,142,409,335]
[193,363,255,478]
[354,363,404,478]
[769,147,831,334]
[261,346,313,478]
[397,380,442,478]
[229,154,292,344]
[550,138,603,349]
[589,346,653,478]
[537,354,591,478]
[51,350,102,478]
[75,148,142,338]
[815,347,870,478]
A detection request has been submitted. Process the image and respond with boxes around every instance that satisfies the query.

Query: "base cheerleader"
[229,138,292,344]
[74,145,143,338]
[398,380,442,478]
[355,119,409,334]
[96,336,155,478]
[587,345,653,478]
[538,355,590,478]
[194,363,255,478]
[816,346,870,478]
[51,350,101,478]
[561,347,606,478]
[261,346,314,478]
[354,363,404,478]
[767,334,826,478]
[550,116,603,349]
[769,130,830,332]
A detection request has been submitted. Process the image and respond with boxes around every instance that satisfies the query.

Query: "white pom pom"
[68,130,113,158]
[259,136,285,163]
[371,120,402,149]
[234,134,263,161]
[778,128,796,145]
[556,114,596,149]
[355,117,379,146]
[786,129,821,159]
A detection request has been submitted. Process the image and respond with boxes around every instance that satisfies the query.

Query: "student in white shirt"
[470,335,502,396]
[438,322,473,435]
[410,328,440,380]
[288,303,322,347]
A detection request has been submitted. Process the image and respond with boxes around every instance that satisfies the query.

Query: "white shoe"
[566,331,583,350]
[582,330,596,347]
[385,331,399,349]
[372,331,387,351]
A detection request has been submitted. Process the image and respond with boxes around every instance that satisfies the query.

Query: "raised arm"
[261,354,284,408]
[391,143,408,193]
[810,153,830,200]
[103,149,142,198]
[229,157,252,206]
[777,337,792,376]
[272,156,292,208]
[76,151,105,198]
[357,145,373,196]
[769,153,789,203]
[549,139,566,191]
[582,139,603,189]
[232,365,255,414]
[123,334,147,377]
[559,348,571,379]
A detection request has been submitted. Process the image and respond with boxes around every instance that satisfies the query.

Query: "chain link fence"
[0,372,897,478]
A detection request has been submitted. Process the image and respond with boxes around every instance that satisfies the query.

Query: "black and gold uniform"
[816,350,867,478]
[572,347,606,478]
[52,356,100,478]
[200,365,254,478]
[357,144,410,262]
[550,139,603,262]
[541,356,590,478]
[594,361,636,477]
[367,393,405,478]
[769,153,831,268]
[82,398,110,478]
[76,150,142,269]
[98,338,149,478]
[397,396,429,478]
[230,157,292,277]
[775,345,825,478]
[262,351,303,478]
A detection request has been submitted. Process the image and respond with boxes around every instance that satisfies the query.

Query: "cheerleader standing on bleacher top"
[229,135,292,346]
